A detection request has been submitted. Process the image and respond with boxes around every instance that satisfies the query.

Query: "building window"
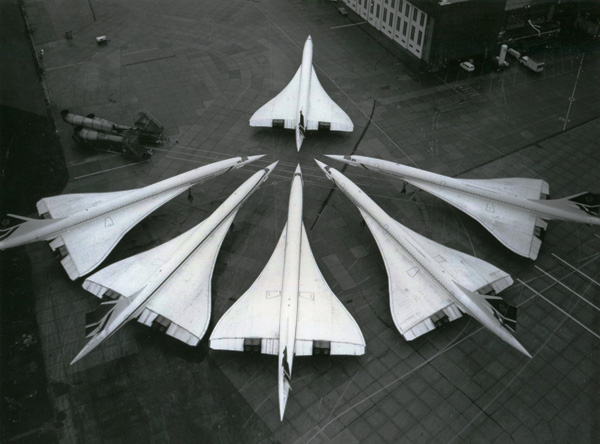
[420,13,425,26]
[396,18,401,31]
[410,25,415,39]
[413,8,417,21]
[391,0,395,8]
[389,11,393,26]
[383,9,387,22]
[403,21,408,36]
[417,30,422,45]
[376,4,380,17]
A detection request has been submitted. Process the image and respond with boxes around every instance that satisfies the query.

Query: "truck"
[519,56,544,72]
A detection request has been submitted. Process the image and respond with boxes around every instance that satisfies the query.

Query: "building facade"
[341,0,506,70]
[341,0,596,71]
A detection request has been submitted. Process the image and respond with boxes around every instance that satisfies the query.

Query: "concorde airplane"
[327,154,600,260]
[210,165,365,420]
[0,155,263,280]
[315,160,531,358]
[249,36,353,151]
[71,162,278,364]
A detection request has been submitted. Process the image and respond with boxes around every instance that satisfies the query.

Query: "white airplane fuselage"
[278,167,303,419]
[295,37,313,150]
[319,161,530,357]
[71,163,276,364]
[0,156,262,250]
[336,155,600,226]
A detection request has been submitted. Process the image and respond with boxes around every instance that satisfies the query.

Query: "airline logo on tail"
[570,192,600,216]
[0,216,24,241]
[282,347,292,387]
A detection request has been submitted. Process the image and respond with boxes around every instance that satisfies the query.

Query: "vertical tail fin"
[568,192,600,216]
[486,297,518,332]
[0,214,60,245]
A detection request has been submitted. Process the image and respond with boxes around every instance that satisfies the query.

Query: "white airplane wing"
[360,211,460,340]
[362,209,514,340]
[295,224,365,356]
[460,177,549,200]
[50,187,186,279]
[306,67,353,132]
[210,223,364,356]
[84,212,237,346]
[249,68,301,129]
[37,191,132,219]
[210,227,286,354]
[403,225,514,295]
[83,226,195,299]
[408,179,544,259]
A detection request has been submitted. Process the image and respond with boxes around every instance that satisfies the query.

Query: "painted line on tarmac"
[73,159,149,180]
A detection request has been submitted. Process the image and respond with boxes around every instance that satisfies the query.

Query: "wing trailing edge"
[210,223,364,356]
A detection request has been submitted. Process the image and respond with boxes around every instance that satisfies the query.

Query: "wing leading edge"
[52,187,186,280]
[306,67,353,132]
[249,68,301,129]
[83,211,238,346]
[406,178,547,259]
[360,209,512,341]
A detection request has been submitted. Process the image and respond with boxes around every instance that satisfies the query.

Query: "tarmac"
[6,0,600,442]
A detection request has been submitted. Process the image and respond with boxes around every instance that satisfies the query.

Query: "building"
[341,0,506,70]
[340,0,595,71]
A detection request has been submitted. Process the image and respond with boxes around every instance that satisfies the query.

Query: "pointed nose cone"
[245,154,266,164]
[294,164,302,176]
[325,154,351,165]
[307,35,312,41]
[314,158,330,175]
[263,161,279,177]
[235,154,266,169]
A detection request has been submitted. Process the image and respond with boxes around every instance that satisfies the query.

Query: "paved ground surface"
[8,0,600,442]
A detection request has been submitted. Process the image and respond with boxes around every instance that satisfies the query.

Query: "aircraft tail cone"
[506,335,532,358]
[278,379,290,421]
[70,337,102,365]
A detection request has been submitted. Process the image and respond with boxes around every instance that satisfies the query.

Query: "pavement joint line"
[67,153,120,167]
[326,357,373,423]
[304,254,600,443]
[518,279,600,340]
[163,144,235,156]
[534,265,600,311]
[254,4,418,168]
[157,148,224,162]
[552,253,600,287]
[45,61,87,72]
[562,53,585,131]
[237,361,268,394]
[121,47,160,57]
[303,314,495,444]
[576,250,600,263]
[330,21,368,30]
[349,273,373,290]
[73,159,150,180]
[447,290,583,444]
